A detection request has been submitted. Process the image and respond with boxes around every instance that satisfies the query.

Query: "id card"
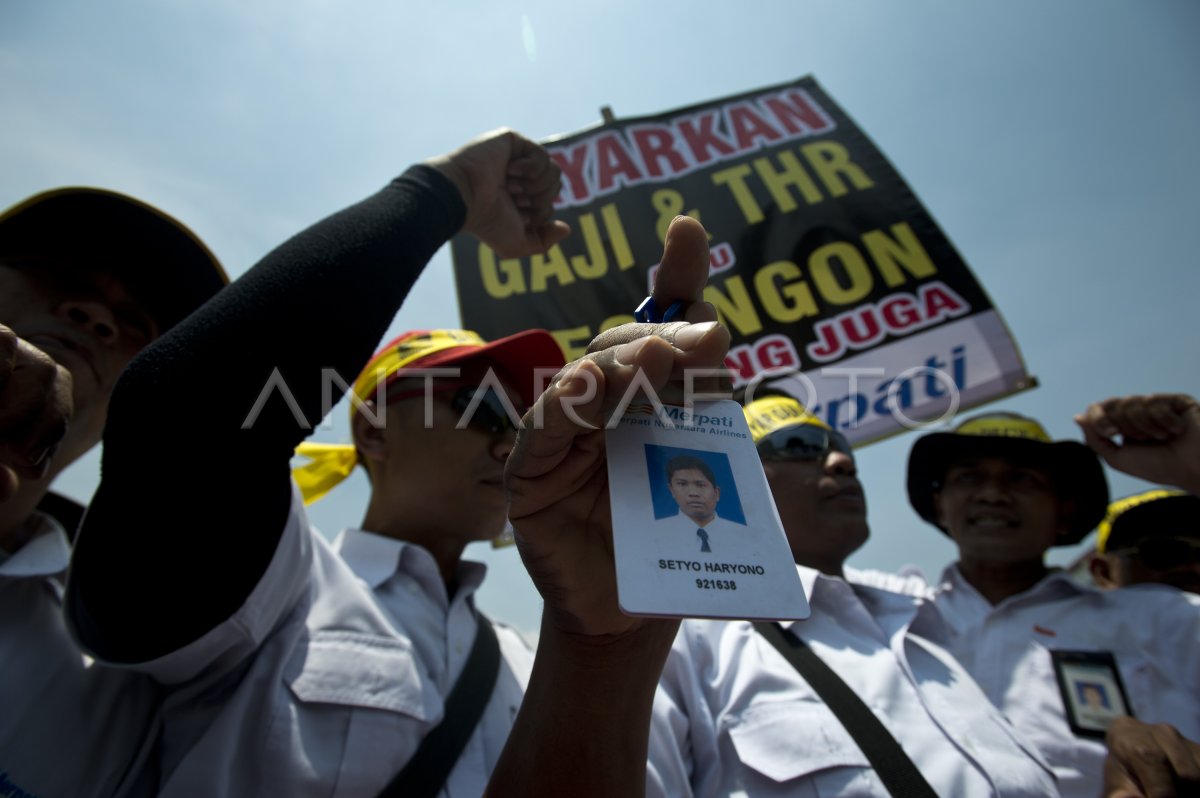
[605,399,810,620]
[1050,649,1133,738]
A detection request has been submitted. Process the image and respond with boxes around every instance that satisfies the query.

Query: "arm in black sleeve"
[68,165,465,661]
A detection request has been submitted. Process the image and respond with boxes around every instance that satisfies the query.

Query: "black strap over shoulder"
[376,613,502,798]
[754,621,940,798]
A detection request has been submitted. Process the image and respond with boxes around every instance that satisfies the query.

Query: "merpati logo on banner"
[450,76,1035,446]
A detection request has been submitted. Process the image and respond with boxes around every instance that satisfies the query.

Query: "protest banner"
[451,76,1035,443]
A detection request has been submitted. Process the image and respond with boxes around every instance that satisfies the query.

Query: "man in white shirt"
[58,135,727,797]
[657,454,744,554]
[58,130,577,797]
[647,395,1059,796]
[292,326,564,795]
[906,402,1200,798]
[0,188,228,797]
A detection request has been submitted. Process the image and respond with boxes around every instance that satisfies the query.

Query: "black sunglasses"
[1112,537,1200,571]
[448,386,524,435]
[387,382,524,435]
[756,424,854,462]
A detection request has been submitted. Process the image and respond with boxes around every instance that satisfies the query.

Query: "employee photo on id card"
[606,399,808,621]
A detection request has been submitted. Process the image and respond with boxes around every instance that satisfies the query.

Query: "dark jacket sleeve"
[67,165,466,661]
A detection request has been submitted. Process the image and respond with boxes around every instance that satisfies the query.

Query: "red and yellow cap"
[350,328,564,413]
[293,328,564,504]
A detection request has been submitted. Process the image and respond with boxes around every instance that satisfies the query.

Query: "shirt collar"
[0,512,71,579]
[332,527,488,595]
[779,565,845,630]
[938,562,1088,604]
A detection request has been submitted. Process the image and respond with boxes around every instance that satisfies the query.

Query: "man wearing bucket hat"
[288,326,564,796]
[0,188,228,796]
[906,410,1200,798]
[646,394,1060,797]
[1090,489,1200,593]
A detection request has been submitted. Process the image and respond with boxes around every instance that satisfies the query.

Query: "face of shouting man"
[0,188,227,549]
[1,260,160,470]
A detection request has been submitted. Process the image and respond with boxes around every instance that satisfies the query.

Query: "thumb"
[1102,754,1145,798]
[0,465,18,503]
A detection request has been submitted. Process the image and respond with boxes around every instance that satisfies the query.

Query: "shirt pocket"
[726,699,870,784]
[283,630,438,721]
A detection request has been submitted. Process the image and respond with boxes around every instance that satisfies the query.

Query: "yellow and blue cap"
[743,394,830,444]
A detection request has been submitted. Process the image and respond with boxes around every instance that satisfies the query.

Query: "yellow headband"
[743,395,830,444]
[293,442,362,505]
[953,413,1050,442]
[350,329,489,417]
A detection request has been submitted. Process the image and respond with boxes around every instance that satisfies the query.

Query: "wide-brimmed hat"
[0,187,229,329]
[1097,489,1200,553]
[906,411,1108,544]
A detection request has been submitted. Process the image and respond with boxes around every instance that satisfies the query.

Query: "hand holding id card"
[605,399,809,621]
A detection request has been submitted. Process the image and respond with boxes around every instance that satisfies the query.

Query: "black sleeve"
[67,165,465,661]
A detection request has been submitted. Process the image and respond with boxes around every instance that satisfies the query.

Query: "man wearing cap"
[906,409,1200,798]
[647,394,1060,796]
[56,127,720,792]
[56,151,735,792]
[1090,489,1200,593]
[0,188,228,796]
[289,326,563,795]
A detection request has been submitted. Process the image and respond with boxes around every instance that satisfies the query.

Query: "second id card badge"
[605,399,810,621]
[1050,649,1133,738]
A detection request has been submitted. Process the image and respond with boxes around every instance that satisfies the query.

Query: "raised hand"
[1076,394,1200,493]
[487,216,727,797]
[505,215,726,640]
[427,128,571,258]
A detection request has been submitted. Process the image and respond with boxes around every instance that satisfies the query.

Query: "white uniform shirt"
[73,490,514,797]
[331,528,532,798]
[922,565,1200,798]
[0,513,159,798]
[656,513,746,556]
[647,566,1058,797]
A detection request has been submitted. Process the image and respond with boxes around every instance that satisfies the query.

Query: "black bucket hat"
[1097,490,1200,553]
[0,187,229,330]
[906,411,1109,545]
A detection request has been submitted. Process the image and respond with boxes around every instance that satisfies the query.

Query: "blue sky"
[5,0,1199,638]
